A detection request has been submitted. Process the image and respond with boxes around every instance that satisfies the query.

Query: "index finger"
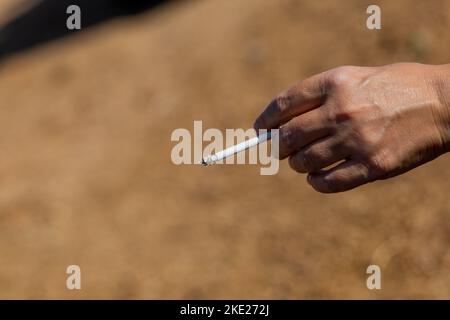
[254,72,328,130]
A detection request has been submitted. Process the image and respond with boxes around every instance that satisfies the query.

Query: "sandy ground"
[0,0,450,299]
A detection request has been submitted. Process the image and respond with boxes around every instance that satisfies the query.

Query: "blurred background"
[0,0,450,299]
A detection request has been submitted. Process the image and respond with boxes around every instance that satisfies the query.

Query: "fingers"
[278,107,331,159]
[288,137,350,173]
[254,72,328,130]
[307,160,371,193]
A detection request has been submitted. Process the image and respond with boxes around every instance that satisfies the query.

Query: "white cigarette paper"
[201,131,271,166]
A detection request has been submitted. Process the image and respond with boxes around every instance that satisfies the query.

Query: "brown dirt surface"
[0,0,450,299]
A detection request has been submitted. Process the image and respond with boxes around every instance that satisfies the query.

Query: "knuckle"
[289,155,304,173]
[341,124,372,150]
[322,107,336,125]
[273,94,291,115]
[301,149,319,172]
[366,152,395,176]
[280,125,298,150]
[314,176,339,193]
[332,103,359,124]
[324,177,340,193]
[328,66,356,87]
[352,126,373,146]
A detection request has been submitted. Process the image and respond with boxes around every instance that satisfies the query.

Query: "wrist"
[431,64,450,152]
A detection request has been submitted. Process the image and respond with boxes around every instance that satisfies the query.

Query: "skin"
[254,63,450,193]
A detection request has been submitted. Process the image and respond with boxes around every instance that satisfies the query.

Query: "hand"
[254,63,450,193]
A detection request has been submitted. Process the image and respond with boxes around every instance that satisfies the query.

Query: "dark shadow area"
[0,0,171,62]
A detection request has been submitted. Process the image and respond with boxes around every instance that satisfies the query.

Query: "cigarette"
[201,131,271,166]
